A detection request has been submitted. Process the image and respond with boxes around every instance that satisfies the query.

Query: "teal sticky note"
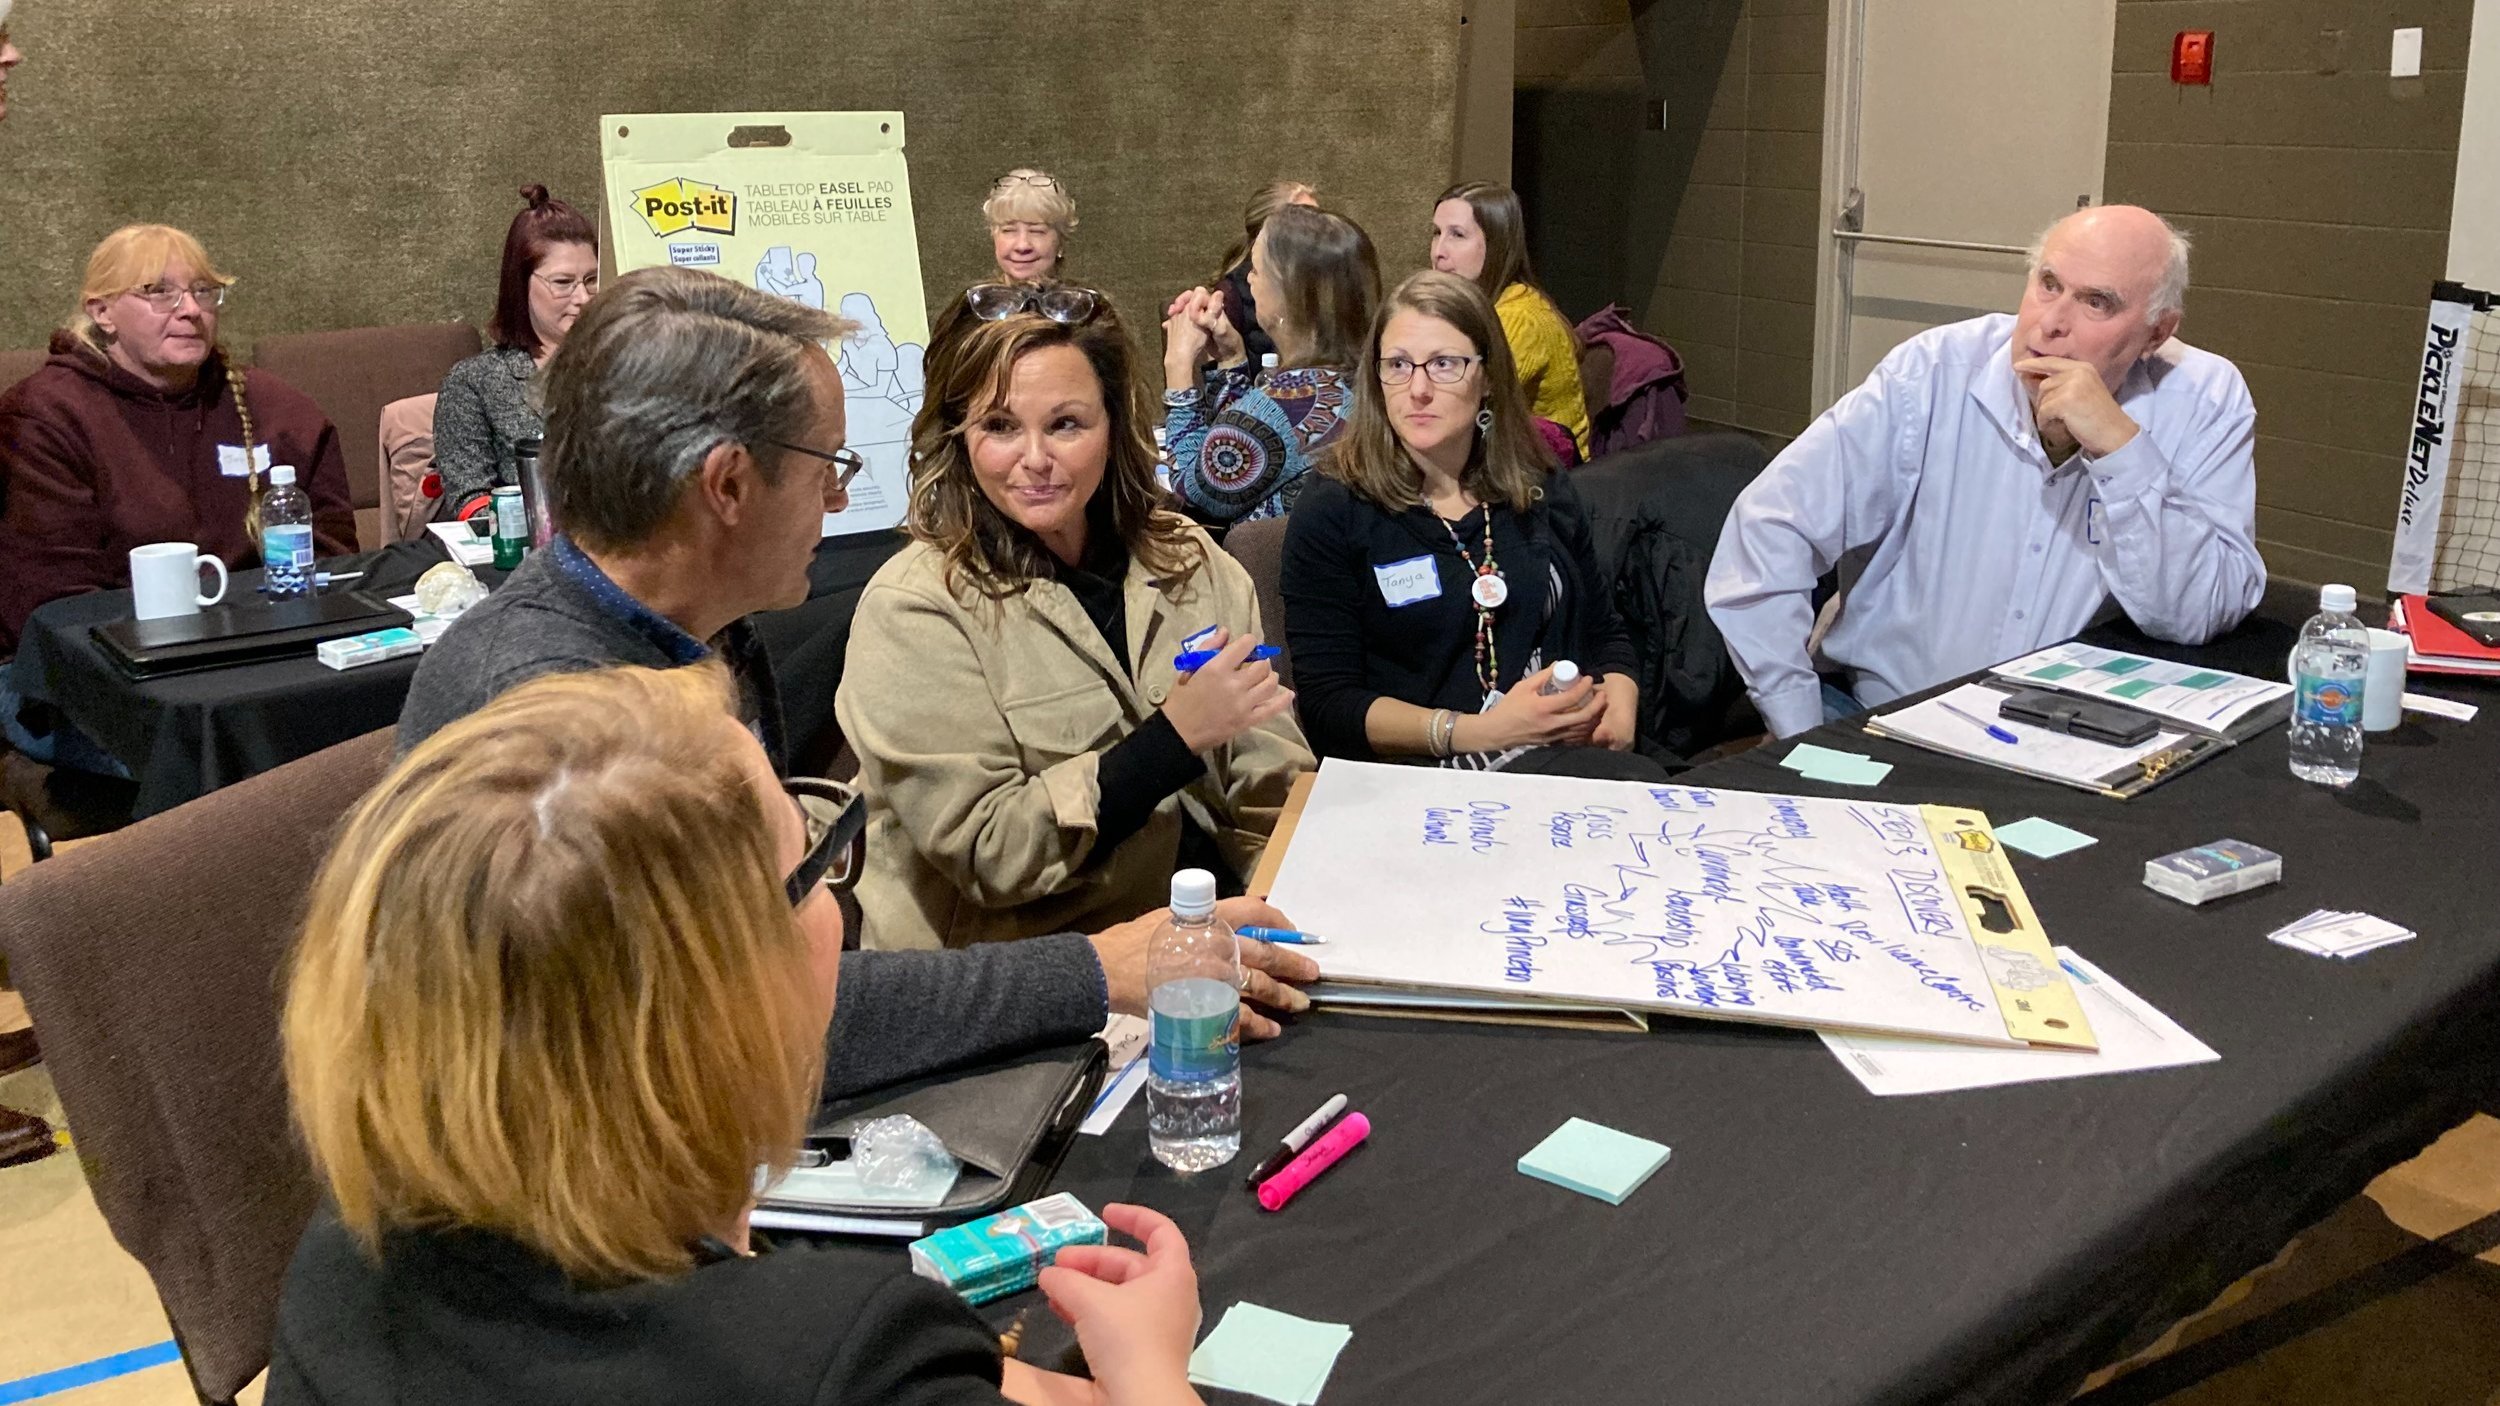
[1518,1117,1671,1205]
[1781,742,1863,774]
[1188,1302,1354,1405]
[1992,816,2098,859]
[1792,754,1893,786]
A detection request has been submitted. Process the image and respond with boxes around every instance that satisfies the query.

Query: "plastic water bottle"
[259,465,315,599]
[1541,658,1581,696]
[2289,582,2368,786]
[1146,869,1242,1172]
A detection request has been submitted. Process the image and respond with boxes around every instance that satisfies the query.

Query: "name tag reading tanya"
[1373,555,1441,608]
[217,444,274,479]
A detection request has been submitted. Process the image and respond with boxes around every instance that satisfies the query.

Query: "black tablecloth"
[5,531,907,818]
[1032,600,2500,1404]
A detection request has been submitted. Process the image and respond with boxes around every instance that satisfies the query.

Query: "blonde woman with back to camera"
[837,284,1316,954]
[271,661,1212,1405]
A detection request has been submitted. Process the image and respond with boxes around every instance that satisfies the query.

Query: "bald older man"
[1706,205,2264,738]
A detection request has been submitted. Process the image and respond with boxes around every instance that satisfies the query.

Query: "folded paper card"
[1517,1117,1672,1205]
[1188,1301,1354,1405]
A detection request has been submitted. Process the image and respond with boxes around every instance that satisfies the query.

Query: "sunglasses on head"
[965,282,1102,326]
[782,777,867,908]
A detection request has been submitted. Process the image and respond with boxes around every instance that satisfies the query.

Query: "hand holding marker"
[1175,623,1279,673]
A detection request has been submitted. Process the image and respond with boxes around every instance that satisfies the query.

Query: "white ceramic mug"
[2363,627,2408,731]
[129,542,229,621]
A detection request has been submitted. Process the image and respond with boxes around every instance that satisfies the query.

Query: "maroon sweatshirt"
[0,332,357,654]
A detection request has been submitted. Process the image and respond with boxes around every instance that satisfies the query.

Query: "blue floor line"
[0,1341,182,1404]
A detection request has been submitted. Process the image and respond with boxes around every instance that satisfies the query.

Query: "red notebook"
[2393,595,2500,674]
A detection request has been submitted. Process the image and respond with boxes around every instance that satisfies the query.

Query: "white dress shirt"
[1706,313,2264,738]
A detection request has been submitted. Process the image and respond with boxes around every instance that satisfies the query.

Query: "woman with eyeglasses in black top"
[1282,272,1668,782]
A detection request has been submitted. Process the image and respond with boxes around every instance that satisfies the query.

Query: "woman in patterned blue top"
[1160,205,1378,525]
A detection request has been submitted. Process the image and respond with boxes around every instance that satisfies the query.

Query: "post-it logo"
[633,177,737,237]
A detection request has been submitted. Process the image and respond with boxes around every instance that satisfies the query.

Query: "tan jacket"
[836,530,1313,950]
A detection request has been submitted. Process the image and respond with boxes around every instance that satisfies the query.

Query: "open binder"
[1861,642,2291,799]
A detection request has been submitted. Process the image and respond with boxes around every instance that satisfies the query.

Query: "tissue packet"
[908,1193,1105,1305]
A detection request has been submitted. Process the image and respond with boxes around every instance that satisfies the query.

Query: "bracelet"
[1430,708,1457,759]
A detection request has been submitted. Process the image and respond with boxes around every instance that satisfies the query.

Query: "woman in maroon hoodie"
[0,223,356,662]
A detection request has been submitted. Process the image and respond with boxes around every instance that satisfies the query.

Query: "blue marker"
[1175,644,1281,672]
[1174,623,1279,673]
[1940,700,2020,745]
[1238,925,1326,946]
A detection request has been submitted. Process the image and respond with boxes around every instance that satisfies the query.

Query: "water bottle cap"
[268,464,296,486]
[1550,659,1580,685]
[1168,868,1217,917]
[1260,352,1279,368]
[2320,583,2357,614]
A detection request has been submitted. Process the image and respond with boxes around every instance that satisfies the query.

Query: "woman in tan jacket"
[837,285,1314,950]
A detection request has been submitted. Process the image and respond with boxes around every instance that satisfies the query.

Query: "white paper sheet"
[1993,642,2290,733]
[1078,1014,1149,1136]
[1872,683,2190,789]
[423,520,495,567]
[1819,948,2215,1096]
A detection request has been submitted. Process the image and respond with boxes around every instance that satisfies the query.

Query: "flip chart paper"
[1266,761,2023,1045]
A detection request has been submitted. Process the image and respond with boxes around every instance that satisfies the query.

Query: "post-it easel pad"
[1517,1117,1671,1205]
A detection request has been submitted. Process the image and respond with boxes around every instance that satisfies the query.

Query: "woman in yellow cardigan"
[1429,181,1591,459]
[837,286,1313,950]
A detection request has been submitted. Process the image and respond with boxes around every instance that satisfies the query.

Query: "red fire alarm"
[2172,30,2214,84]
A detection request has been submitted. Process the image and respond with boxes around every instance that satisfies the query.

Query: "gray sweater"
[400,542,1111,1102]
[431,346,542,518]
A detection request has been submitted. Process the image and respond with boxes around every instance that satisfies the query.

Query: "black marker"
[1245,1093,1348,1190]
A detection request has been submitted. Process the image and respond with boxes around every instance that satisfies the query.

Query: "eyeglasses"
[130,283,227,314]
[783,776,867,907]
[534,271,601,299]
[991,171,1065,194]
[1378,354,1483,386]
[965,283,1102,325]
[771,440,869,491]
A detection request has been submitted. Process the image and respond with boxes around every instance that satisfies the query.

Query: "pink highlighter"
[1255,1111,1370,1211]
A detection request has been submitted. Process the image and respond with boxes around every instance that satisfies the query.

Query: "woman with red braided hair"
[0,224,356,668]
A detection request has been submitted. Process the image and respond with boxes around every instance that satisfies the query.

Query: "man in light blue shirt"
[1706,205,2263,738]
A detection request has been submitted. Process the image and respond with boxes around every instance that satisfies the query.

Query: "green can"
[490,486,528,570]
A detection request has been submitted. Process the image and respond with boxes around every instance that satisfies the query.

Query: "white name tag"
[218,444,274,479]
[1373,555,1441,608]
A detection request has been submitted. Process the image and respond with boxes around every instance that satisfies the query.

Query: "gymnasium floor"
[1,820,2493,1405]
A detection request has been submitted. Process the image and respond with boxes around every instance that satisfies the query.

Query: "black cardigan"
[1281,469,1639,761]
[266,1210,1014,1405]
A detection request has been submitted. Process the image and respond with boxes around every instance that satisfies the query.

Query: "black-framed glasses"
[783,777,867,907]
[131,283,227,314]
[965,282,1101,325]
[771,440,869,491]
[1378,354,1483,386]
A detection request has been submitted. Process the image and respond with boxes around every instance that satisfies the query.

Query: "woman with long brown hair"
[1282,271,1663,781]
[838,285,1312,951]
[273,661,1214,1405]
[432,184,600,523]
[1429,181,1592,459]
[1160,204,1379,525]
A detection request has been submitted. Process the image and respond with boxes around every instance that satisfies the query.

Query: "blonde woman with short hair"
[983,167,1078,284]
[272,661,1212,1405]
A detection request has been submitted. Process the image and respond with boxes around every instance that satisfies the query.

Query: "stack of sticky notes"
[1780,742,1893,787]
[1517,1117,1672,1205]
[2267,910,2416,960]
[1187,1302,1353,1404]
[1990,817,2099,859]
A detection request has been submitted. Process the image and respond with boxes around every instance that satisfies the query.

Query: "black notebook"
[92,590,413,679]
